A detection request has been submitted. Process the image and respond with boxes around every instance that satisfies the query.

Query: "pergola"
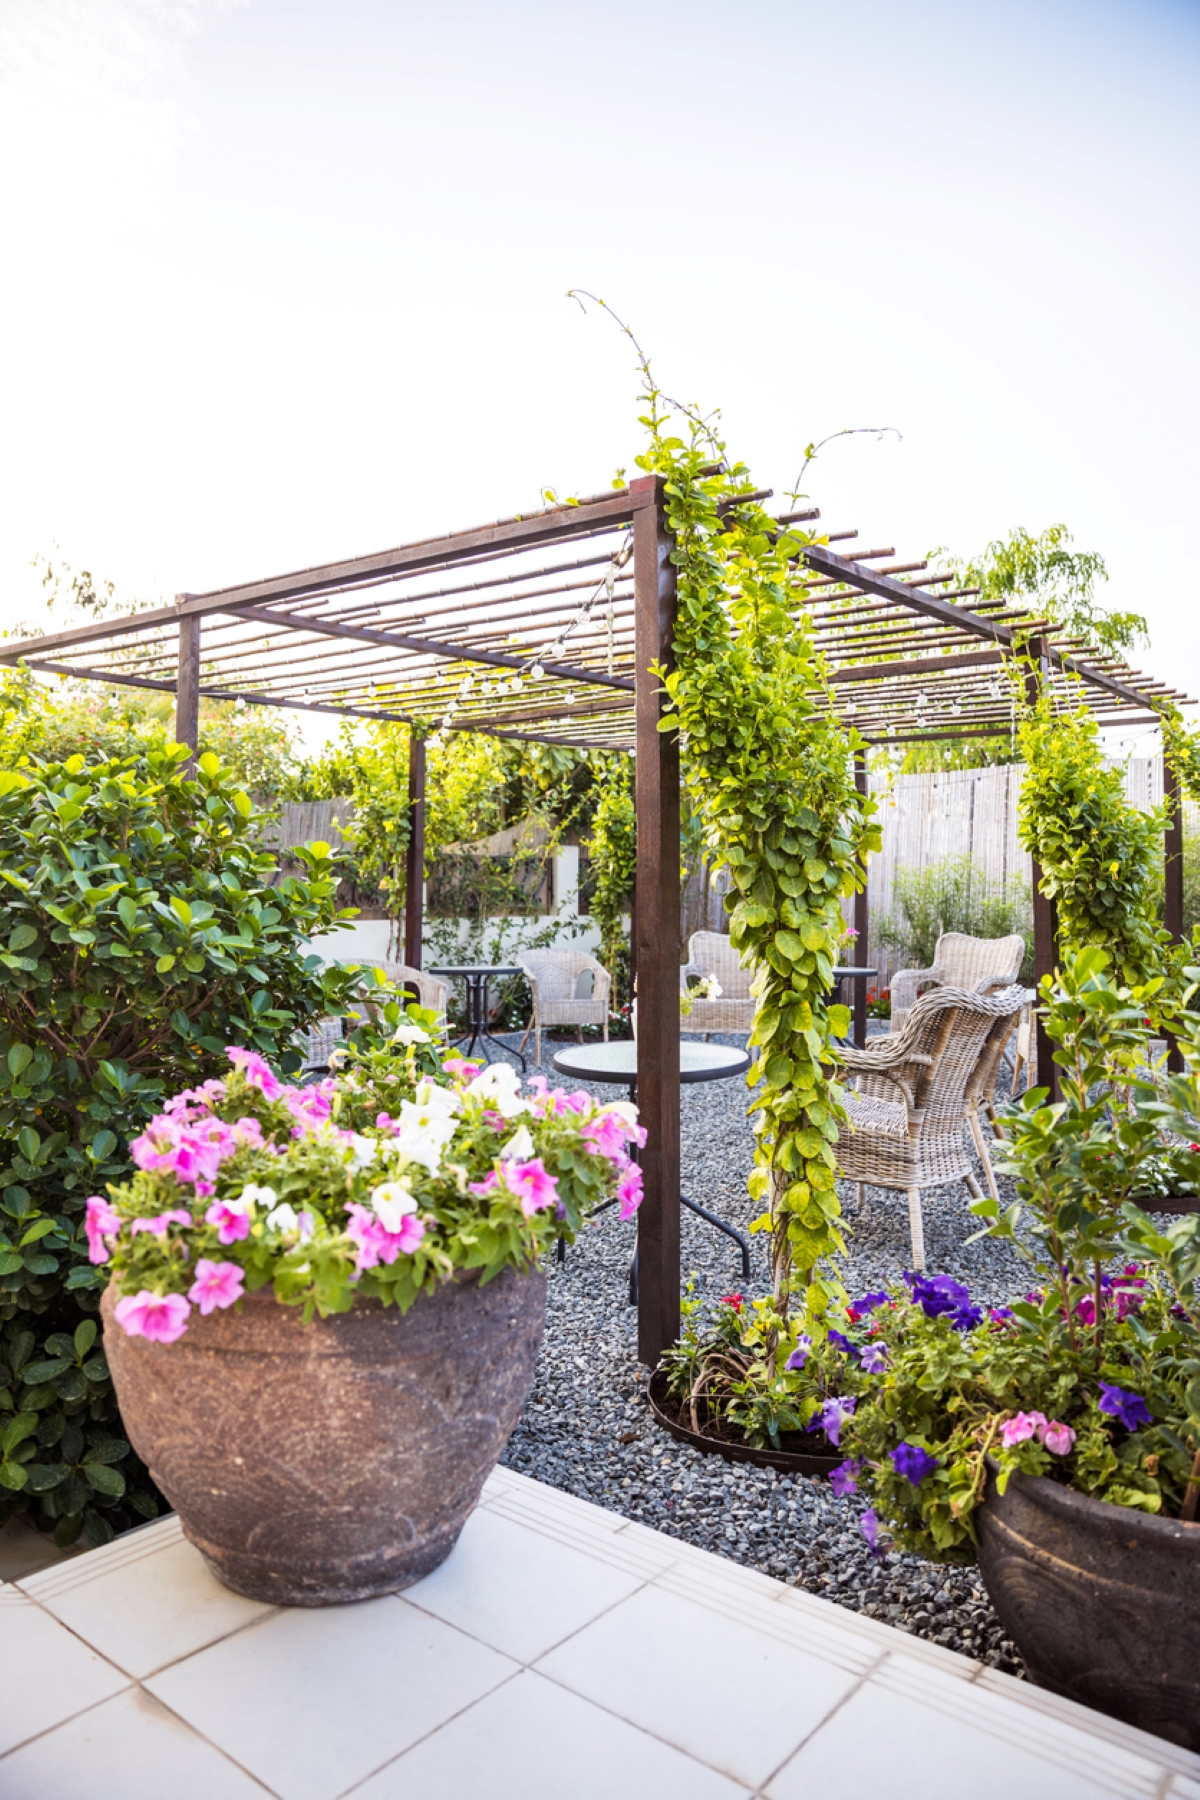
[4,475,1192,1360]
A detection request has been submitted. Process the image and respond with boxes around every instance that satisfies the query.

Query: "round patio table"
[551,1039,752,1301]
[429,964,526,1070]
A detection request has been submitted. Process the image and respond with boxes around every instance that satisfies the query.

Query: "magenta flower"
[1040,1420,1076,1456]
[890,1442,939,1486]
[112,1290,192,1343]
[582,1112,632,1162]
[225,1046,282,1098]
[130,1209,193,1240]
[502,1158,560,1218]
[84,1195,123,1264]
[1000,1410,1048,1448]
[205,1199,253,1245]
[345,1202,425,1272]
[187,1259,245,1315]
[616,1162,643,1221]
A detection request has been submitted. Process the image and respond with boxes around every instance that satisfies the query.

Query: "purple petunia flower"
[989,1306,1015,1326]
[859,1342,889,1374]
[827,1329,857,1357]
[848,1291,889,1321]
[808,1394,857,1447]
[829,1458,862,1497]
[1097,1382,1153,1432]
[861,1508,884,1559]
[904,1270,982,1331]
[890,1441,940,1487]
[785,1335,812,1372]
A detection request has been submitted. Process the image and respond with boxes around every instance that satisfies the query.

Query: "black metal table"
[430,965,526,1070]
[832,964,879,1048]
[551,1040,752,1301]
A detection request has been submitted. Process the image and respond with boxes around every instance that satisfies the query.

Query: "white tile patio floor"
[1,1465,1197,1800]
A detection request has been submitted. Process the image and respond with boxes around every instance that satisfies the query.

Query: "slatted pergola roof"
[1,480,1189,750]
[3,472,1190,1365]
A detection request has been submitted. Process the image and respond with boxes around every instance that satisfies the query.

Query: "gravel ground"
[491,1027,1030,1674]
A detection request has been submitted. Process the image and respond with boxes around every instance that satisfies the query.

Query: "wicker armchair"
[889,931,1025,1031]
[516,949,611,1065]
[964,989,1033,1203]
[299,962,450,1075]
[835,983,1032,1269]
[679,931,756,1037]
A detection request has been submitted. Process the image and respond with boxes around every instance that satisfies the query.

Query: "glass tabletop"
[831,966,879,979]
[551,1040,750,1086]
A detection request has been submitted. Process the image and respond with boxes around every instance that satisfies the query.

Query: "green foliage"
[876,854,1033,980]
[0,1314,159,1547]
[1017,694,1170,989]
[0,744,360,1329]
[629,377,878,1296]
[585,758,636,998]
[944,523,1145,658]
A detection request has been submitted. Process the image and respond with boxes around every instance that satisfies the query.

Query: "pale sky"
[2,0,1198,754]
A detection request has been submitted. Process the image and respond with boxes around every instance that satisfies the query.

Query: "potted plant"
[818,949,1200,1748]
[90,1002,643,1605]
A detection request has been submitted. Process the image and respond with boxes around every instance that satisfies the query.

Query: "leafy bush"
[876,853,1033,980]
[0,744,360,1542]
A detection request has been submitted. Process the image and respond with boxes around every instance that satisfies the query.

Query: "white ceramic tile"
[1167,1776,1200,1799]
[0,1686,270,1799]
[767,1657,1166,1800]
[147,1595,517,1800]
[23,1531,272,1677]
[350,1668,750,1800]
[0,1591,128,1755]
[536,1580,859,1790]
[405,1505,645,1663]
[974,1662,1200,1783]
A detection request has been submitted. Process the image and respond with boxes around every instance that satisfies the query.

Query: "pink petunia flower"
[187,1258,245,1315]
[1000,1410,1048,1448]
[616,1162,643,1221]
[130,1209,193,1240]
[1039,1420,1076,1456]
[205,1199,253,1245]
[85,1195,123,1264]
[112,1290,192,1343]
[344,1202,425,1273]
[443,1057,481,1081]
[225,1046,283,1099]
[501,1158,559,1218]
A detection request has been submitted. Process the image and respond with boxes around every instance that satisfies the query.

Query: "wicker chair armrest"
[836,1042,934,1074]
[889,966,938,1013]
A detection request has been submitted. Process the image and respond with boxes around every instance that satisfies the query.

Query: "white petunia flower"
[500,1123,535,1162]
[238,1184,277,1213]
[394,1098,458,1176]
[468,1062,530,1120]
[370,1179,419,1232]
[391,1023,431,1047]
[347,1134,378,1173]
[264,1202,299,1234]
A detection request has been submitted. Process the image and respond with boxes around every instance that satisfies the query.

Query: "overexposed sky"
[1,0,1197,750]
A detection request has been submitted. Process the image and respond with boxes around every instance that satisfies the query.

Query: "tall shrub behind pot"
[976,1463,1200,1748]
[93,1030,644,1602]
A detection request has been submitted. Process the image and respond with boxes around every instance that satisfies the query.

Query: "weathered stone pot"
[976,1460,1200,1749]
[102,1267,546,1606]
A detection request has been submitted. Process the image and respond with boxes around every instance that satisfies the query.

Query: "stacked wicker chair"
[679,931,756,1037]
[835,982,1033,1269]
[889,931,1025,1031]
[517,949,611,1066]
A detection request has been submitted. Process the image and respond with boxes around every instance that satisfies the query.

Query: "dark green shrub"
[0,744,360,1543]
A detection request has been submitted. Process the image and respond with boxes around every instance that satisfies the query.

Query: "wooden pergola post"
[1164,754,1185,1072]
[853,749,870,1049]
[404,731,426,972]
[175,608,201,768]
[630,475,681,1366]
[1025,640,1060,1100]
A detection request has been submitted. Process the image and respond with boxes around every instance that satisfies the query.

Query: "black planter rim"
[985,1455,1200,1550]
[646,1369,842,1477]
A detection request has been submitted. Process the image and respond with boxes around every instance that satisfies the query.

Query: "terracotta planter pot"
[102,1267,546,1606]
[976,1460,1200,1749]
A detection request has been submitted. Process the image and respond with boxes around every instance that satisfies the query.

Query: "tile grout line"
[126,1679,287,1798]
[332,1666,527,1800]
[752,1647,888,1795]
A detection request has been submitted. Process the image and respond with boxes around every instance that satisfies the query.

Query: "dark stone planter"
[102,1268,546,1606]
[647,1370,843,1478]
[976,1460,1200,1749]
